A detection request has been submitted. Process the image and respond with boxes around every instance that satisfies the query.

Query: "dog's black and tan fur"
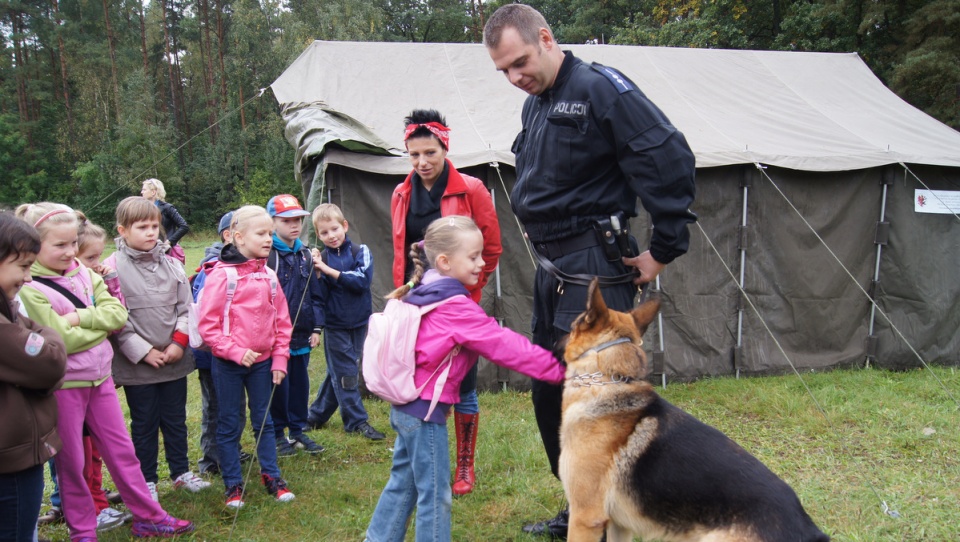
[559,279,829,542]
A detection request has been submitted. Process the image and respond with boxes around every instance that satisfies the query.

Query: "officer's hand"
[623,250,665,285]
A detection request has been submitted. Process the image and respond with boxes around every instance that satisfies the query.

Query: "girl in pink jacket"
[197,205,294,509]
[364,216,565,542]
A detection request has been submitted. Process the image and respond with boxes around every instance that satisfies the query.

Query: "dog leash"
[530,243,639,292]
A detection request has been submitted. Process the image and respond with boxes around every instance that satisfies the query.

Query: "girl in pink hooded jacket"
[364,216,565,542]
[196,205,294,509]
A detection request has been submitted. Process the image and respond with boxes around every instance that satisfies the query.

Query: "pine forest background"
[1,0,958,228]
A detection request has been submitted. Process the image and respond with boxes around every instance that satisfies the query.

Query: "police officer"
[484,5,697,538]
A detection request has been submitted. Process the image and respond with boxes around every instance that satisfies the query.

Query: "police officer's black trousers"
[529,245,638,480]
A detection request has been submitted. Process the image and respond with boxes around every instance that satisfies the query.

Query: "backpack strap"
[415,296,462,420]
[320,243,362,266]
[221,267,239,336]
[221,266,279,336]
[32,277,87,310]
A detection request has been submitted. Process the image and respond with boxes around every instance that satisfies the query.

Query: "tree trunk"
[138,0,149,74]
[216,0,227,104]
[198,0,218,143]
[50,0,73,136]
[171,25,193,159]
[159,0,185,167]
[13,13,30,127]
[101,0,122,122]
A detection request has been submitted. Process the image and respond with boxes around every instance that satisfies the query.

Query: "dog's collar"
[567,337,637,388]
[573,337,634,360]
[567,370,635,388]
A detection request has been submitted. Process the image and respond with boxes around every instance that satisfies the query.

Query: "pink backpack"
[362,296,461,420]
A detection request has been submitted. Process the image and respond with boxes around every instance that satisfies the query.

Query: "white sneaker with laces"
[96,507,126,532]
[145,481,159,502]
[174,470,212,492]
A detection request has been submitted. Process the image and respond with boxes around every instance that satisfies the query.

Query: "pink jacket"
[197,256,291,373]
[19,260,128,385]
[413,296,564,405]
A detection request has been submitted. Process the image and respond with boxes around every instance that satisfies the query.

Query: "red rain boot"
[452,412,479,496]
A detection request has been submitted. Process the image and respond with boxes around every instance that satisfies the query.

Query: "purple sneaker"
[131,513,195,538]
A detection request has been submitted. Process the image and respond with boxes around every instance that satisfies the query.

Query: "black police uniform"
[512,51,697,479]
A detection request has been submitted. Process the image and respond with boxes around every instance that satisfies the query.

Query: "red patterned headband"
[403,122,450,150]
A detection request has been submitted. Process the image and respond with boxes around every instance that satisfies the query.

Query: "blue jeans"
[0,463,45,542]
[197,368,221,473]
[271,351,310,439]
[365,408,451,542]
[47,459,60,508]
[213,357,281,488]
[124,377,190,482]
[455,362,479,414]
[308,326,370,432]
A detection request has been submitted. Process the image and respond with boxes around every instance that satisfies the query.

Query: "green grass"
[37,236,960,541]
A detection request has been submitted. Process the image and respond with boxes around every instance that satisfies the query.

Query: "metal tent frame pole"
[491,186,508,391]
[734,169,751,379]
[865,169,895,367]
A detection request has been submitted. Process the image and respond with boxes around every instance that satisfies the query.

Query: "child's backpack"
[362,296,461,420]
[188,266,278,351]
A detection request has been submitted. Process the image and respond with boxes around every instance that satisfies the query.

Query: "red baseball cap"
[267,194,310,218]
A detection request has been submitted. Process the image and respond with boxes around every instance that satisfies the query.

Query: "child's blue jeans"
[365,407,451,542]
[213,357,282,488]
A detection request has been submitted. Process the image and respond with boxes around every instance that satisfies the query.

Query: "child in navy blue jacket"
[266,195,326,456]
[306,203,385,440]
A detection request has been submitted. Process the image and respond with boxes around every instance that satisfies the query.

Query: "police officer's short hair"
[483,4,550,49]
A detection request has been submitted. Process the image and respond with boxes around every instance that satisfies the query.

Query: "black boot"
[522,508,568,539]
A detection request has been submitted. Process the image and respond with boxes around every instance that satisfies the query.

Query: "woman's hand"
[272,370,286,385]
[63,312,81,327]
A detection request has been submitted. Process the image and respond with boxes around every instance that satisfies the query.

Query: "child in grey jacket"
[105,197,209,500]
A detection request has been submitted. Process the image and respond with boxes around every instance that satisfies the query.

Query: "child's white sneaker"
[174,471,212,492]
[145,481,159,502]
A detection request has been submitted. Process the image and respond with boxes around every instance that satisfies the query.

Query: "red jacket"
[391,160,502,302]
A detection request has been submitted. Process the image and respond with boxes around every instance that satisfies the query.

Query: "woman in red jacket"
[391,109,502,496]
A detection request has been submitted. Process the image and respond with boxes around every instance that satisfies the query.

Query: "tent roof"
[271,40,960,173]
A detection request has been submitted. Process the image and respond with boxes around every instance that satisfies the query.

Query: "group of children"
[2,190,565,542]
[2,192,389,541]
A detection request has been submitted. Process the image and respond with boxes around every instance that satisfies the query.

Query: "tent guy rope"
[84,88,269,216]
[755,162,959,410]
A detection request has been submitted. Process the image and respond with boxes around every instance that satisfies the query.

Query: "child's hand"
[63,312,81,327]
[143,348,165,368]
[311,247,321,262]
[309,332,321,348]
[163,343,184,364]
[315,260,339,279]
[240,349,260,367]
[272,370,286,385]
[92,263,114,276]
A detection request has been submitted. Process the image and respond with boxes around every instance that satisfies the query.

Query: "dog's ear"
[582,277,608,326]
[631,296,661,337]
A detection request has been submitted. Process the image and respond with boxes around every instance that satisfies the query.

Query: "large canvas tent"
[271,41,960,388]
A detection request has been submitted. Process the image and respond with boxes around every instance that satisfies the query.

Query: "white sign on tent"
[914,190,960,214]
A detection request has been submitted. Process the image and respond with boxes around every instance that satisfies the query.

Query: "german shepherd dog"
[559,279,829,542]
